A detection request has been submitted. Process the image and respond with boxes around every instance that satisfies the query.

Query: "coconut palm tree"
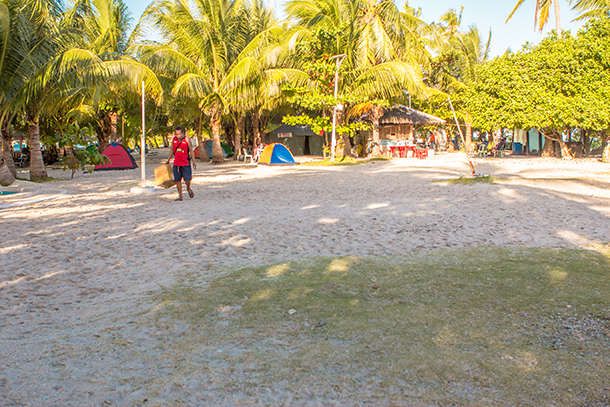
[570,0,610,20]
[507,0,563,39]
[0,0,87,180]
[65,0,164,151]
[140,0,304,163]
[285,0,431,156]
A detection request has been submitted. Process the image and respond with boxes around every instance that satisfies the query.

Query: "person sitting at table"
[490,137,506,154]
[477,138,488,150]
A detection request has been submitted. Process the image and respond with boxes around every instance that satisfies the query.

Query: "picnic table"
[389,144,427,158]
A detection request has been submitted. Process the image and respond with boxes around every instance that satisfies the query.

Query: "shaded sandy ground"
[1,152,610,406]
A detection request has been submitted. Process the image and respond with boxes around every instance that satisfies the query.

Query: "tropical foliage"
[463,17,610,161]
[1,0,610,184]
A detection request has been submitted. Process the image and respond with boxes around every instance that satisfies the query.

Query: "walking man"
[166,127,196,201]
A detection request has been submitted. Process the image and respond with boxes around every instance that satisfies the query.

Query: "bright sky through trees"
[123,0,584,57]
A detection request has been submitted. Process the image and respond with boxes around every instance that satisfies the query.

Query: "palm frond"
[172,73,211,100]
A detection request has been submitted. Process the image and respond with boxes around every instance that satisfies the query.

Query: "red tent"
[94,143,138,171]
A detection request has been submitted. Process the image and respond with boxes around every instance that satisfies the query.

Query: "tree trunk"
[541,134,556,157]
[252,113,260,146]
[583,129,589,156]
[97,114,111,153]
[551,130,573,159]
[554,0,562,39]
[465,122,472,153]
[0,157,15,185]
[110,111,119,144]
[260,115,271,144]
[601,132,610,163]
[27,113,48,180]
[558,138,573,159]
[1,121,17,177]
[369,113,382,158]
[337,108,352,158]
[210,105,224,164]
[235,114,244,160]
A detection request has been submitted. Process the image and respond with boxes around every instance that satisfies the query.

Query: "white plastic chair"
[243,148,253,163]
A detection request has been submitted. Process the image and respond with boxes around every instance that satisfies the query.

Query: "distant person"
[429,132,436,150]
[491,137,506,154]
[166,127,196,201]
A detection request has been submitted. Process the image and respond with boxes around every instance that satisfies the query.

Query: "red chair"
[415,149,428,159]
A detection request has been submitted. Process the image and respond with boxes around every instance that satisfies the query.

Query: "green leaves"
[462,17,610,133]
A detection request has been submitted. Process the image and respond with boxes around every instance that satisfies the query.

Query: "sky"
[123,0,586,58]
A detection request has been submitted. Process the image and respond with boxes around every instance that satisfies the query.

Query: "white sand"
[1,151,610,405]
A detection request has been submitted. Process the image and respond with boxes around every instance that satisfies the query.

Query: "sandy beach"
[1,151,610,406]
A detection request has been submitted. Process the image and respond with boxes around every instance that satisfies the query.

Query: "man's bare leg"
[176,180,183,201]
[185,180,193,198]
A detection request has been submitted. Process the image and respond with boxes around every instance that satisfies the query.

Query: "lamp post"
[140,80,146,188]
[130,80,155,194]
[330,54,346,162]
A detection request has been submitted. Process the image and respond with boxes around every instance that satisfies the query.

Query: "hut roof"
[361,105,446,126]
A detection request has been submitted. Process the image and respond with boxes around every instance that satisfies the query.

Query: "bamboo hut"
[355,105,446,154]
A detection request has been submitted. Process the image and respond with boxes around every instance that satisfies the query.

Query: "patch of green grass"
[445,175,495,185]
[148,247,610,405]
[16,176,62,183]
[1,182,11,187]
[300,156,390,167]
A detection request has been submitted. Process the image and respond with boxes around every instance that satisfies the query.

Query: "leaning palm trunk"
[0,158,15,185]
[210,104,224,164]
[28,114,47,180]
[1,124,17,177]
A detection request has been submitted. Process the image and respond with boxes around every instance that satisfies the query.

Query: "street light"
[330,53,347,162]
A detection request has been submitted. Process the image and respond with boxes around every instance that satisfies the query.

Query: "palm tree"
[1,0,70,180]
[0,1,16,183]
[0,0,113,180]
[141,0,301,163]
[285,0,431,156]
[66,0,164,151]
[570,0,610,20]
[506,0,563,39]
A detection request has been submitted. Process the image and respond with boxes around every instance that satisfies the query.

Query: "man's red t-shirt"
[172,136,190,166]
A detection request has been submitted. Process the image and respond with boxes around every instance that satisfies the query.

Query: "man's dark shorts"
[173,165,192,182]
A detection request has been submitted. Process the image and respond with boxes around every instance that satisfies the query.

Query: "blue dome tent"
[258,143,296,166]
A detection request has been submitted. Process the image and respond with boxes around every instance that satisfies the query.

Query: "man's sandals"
[187,187,194,199]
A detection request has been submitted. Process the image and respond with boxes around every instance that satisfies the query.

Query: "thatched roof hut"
[358,105,446,126]
[376,105,446,126]
[355,105,445,146]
